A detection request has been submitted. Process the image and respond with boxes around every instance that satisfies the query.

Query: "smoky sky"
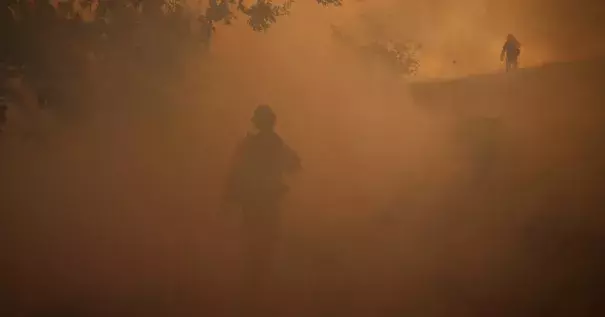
[492,0,605,58]
[262,0,604,78]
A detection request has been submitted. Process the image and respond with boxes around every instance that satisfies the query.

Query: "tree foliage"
[0,0,344,119]
[331,24,420,76]
[1,0,346,67]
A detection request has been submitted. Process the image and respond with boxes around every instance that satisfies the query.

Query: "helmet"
[252,104,276,131]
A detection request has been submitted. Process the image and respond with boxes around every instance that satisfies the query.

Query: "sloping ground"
[403,59,605,317]
[410,58,605,115]
[409,58,605,181]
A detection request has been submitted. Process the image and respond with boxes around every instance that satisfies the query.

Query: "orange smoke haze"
[1,0,604,316]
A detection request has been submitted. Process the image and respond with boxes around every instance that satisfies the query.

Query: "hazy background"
[1,0,604,316]
[324,0,605,78]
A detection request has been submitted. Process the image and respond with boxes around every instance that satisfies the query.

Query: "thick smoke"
[1,1,604,316]
[331,0,605,77]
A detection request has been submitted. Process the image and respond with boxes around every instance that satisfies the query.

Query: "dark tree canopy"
[237,0,294,32]
[0,0,345,122]
[1,0,345,62]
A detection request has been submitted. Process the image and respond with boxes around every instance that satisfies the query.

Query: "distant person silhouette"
[225,105,301,287]
[501,34,521,72]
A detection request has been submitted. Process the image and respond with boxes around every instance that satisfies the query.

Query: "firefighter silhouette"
[501,34,521,72]
[225,104,301,287]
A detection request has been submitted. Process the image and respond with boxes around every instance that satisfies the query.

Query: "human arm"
[283,144,302,173]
